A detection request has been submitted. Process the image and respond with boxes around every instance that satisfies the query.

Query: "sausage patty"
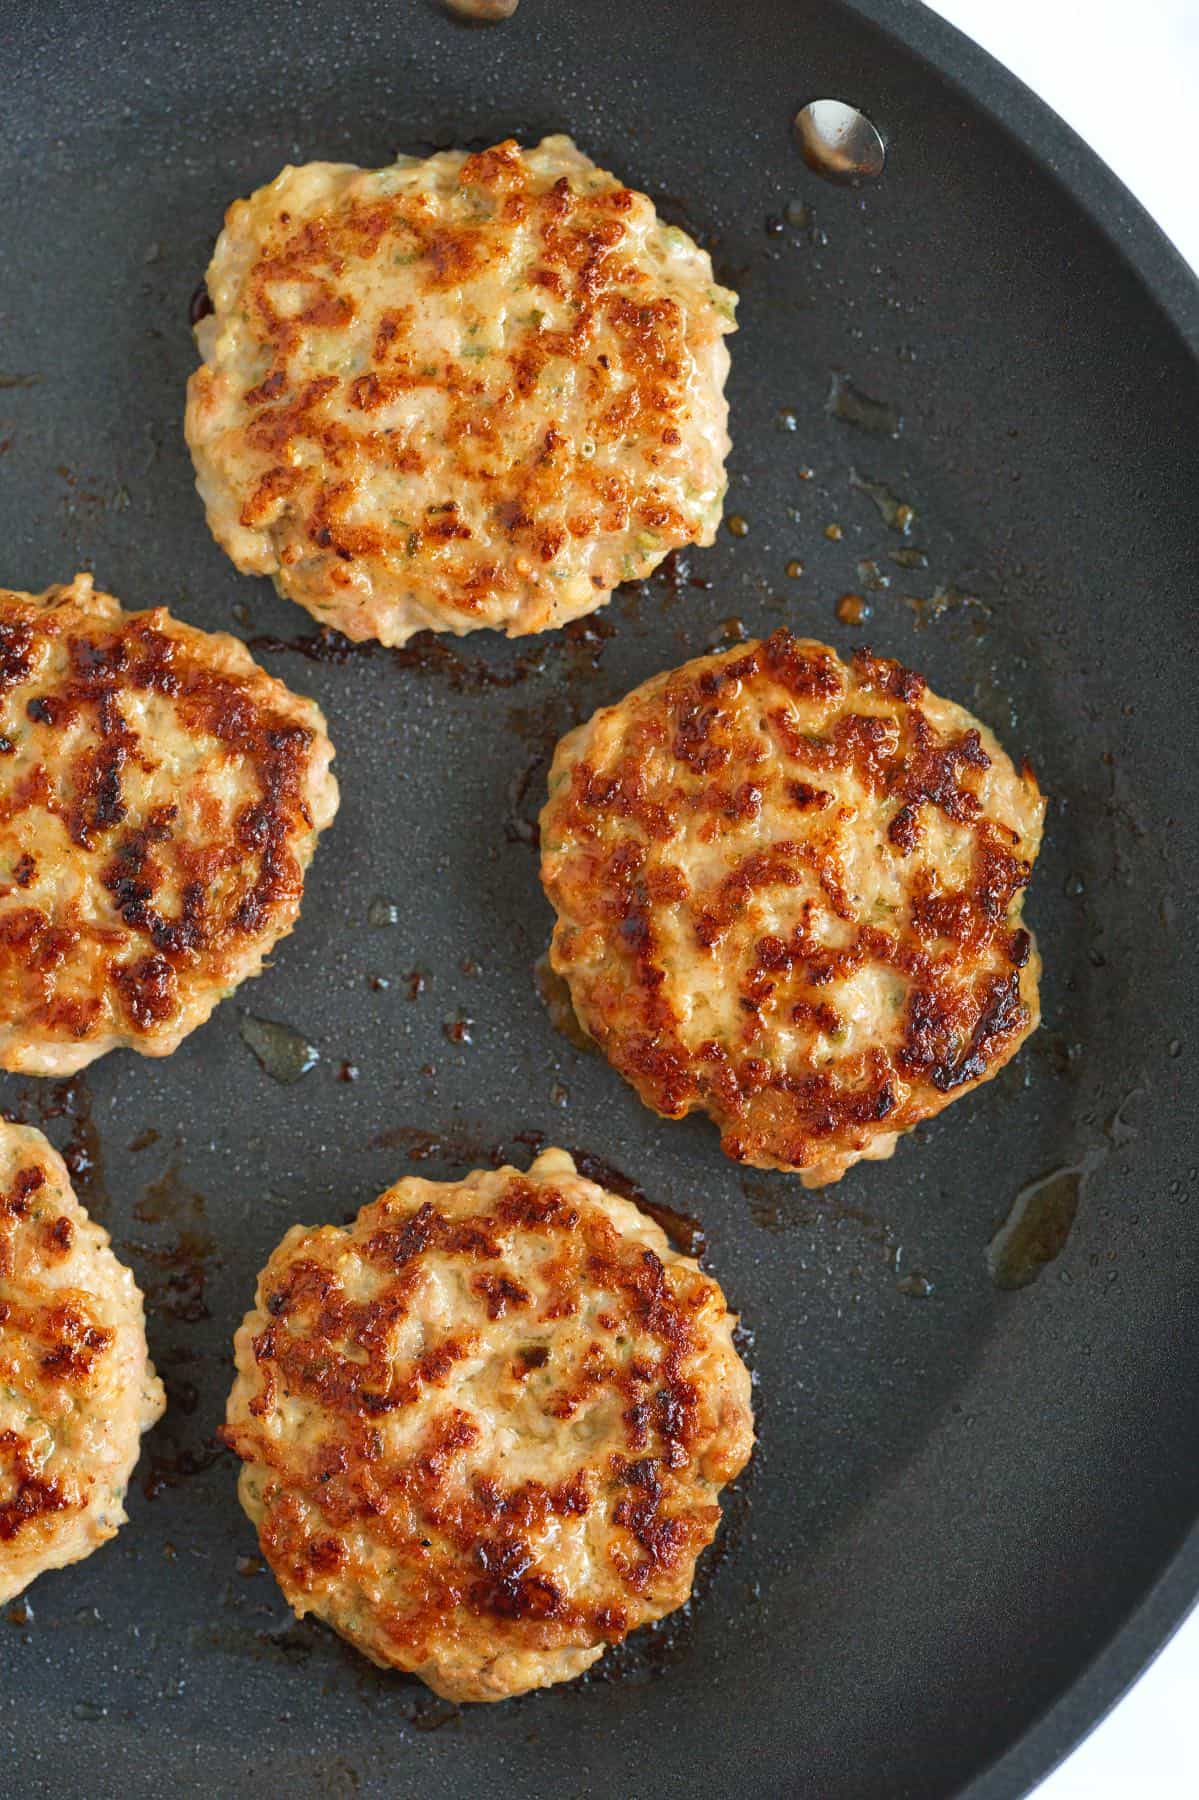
[222,1148,753,1700]
[186,136,735,645]
[0,1120,164,1602]
[540,631,1045,1184]
[0,574,338,1073]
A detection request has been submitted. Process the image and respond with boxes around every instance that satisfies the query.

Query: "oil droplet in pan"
[443,1013,474,1046]
[987,1149,1105,1290]
[239,1014,319,1084]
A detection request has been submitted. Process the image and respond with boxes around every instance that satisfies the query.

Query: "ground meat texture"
[221,1148,753,1701]
[185,136,735,646]
[0,1121,164,1603]
[0,574,338,1073]
[539,631,1045,1185]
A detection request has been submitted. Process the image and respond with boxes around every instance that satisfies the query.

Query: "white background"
[922,4,1199,1794]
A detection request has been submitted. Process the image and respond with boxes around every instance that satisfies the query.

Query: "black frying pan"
[2,2,1198,1795]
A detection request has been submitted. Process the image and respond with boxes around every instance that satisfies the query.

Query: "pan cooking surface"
[2,2,1198,1795]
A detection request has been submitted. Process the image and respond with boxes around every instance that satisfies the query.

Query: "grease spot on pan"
[3,1077,109,1221]
[987,1148,1105,1290]
[827,373,902,437]
[849,467,917,532]
[567,1147,707,1261]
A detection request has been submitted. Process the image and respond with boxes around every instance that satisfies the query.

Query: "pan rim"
[832,10,1199,1796]
[838,0,1199,355]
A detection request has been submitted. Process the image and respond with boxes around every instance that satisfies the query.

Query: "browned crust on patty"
[222,1150,753,1700]
[540,630,1045,1183]
[0,575,337,1071]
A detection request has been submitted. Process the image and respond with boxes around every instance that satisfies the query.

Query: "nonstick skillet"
[2,2,1198,1796]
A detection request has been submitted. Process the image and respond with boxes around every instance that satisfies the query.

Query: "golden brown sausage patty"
[222,1148,753,1701]
[540,631,1045,1184]
[0,574,337,1073]
[186,136,735,645]
[1,1120,164,1602]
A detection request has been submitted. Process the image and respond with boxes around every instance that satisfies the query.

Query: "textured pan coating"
[540,631,1045,1184]
[0,1121,164,1603]
[186,135,735,644]
[0,575,338,1073]
[222,1148,753,1701]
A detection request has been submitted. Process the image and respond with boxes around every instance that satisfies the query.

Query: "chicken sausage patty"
[0,1120,164,1602]
[540,631,1045,1184]
[186,136,735,645]
[222,1148,753,1701]
[0,574,338,1073]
